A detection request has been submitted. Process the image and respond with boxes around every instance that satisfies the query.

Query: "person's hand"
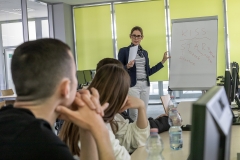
[126,60,134,69]
[78,88,106,116]
[119,96,145,113]
[55,88,109,131]
[161,51,171,64]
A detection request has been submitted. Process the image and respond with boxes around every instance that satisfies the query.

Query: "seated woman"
[96,58,170,133]
[59,64,149,160]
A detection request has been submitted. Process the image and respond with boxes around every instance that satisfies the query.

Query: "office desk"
[131,126,240,160]
[177,101,194,125]
[0,94,17,100]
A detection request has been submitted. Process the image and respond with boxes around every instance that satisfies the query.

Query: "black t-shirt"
[0,105,75,160]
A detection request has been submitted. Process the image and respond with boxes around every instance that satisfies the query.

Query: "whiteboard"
[169,16,218,90]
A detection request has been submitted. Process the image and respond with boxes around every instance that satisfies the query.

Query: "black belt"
[137,78,147,81]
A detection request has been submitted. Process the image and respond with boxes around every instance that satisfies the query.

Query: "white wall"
[52,3,75,57]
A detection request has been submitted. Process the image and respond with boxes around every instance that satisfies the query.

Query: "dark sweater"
[0,105,74,160]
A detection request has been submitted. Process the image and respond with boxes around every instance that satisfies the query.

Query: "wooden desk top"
[131,126,240,160]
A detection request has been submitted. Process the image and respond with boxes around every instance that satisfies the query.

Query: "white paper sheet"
[128,45,138,63]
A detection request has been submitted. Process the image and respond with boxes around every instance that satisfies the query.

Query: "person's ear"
[141,35,144,40]
[129,34,131,38]
[59,79,71,99]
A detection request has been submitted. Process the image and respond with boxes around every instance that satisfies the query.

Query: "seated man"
[0,39,114,160]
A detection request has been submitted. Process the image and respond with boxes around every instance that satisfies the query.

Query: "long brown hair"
[59,64,130,156]
[96,58,123,71]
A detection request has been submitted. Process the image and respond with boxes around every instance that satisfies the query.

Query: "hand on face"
[118,95,145,113]
[127,60,134,69]
[161,51,171,64]
[55,88,109,131]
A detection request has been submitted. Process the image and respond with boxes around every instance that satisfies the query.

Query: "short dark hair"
[96,58,123,71]
[11,38,73,101]
[130,26,143,36]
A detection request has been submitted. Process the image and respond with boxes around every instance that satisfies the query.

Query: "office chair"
[0,101,5,109]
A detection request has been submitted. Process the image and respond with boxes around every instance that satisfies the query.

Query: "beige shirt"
[78,113,150,160]
[105,113,150,160]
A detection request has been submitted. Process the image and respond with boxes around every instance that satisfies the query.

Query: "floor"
[147,98,197,118]
[146,104,165,118]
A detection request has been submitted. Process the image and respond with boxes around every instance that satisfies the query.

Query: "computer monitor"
[231,62,239,88]
[231,61,239,73]
[76,70,86,85]
[189,86,232,160]
[224,70,232,105]
[231,67,238,102]
[83,70,92,84]
[236,62,239,75]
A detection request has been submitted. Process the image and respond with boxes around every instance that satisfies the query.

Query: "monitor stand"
[232,96,240,125]
[232,95,240,109]
[232,117,240,125]
[231,103,239,110]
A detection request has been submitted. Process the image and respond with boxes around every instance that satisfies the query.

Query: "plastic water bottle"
[168,108,182,126]
[146,128,164,160]
[169,126,183,150]
[167,93,183,150]
[168,95,182,126]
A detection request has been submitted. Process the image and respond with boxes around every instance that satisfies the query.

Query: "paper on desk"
[128,45,138,63]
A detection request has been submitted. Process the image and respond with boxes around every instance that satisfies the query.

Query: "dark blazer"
[118,46,164,87]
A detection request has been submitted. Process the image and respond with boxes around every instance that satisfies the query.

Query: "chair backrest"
[0,101,5,108]
[160,94,170,114]
[5,100,15,105]
[1,89,14,96]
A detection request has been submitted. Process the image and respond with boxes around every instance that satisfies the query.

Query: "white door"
[4,48,15,92]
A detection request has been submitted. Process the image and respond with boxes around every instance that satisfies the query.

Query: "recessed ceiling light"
[12,8,35,12]
[0,10,21,15]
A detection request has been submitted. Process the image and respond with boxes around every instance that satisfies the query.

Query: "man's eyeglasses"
[131,34,142,39]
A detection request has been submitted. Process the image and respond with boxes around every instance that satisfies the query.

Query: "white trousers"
[128,80,150,121]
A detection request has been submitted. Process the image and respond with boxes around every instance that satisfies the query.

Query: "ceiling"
[0,0,136,22]
[0,0,48,22]
[41,0,122,5]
